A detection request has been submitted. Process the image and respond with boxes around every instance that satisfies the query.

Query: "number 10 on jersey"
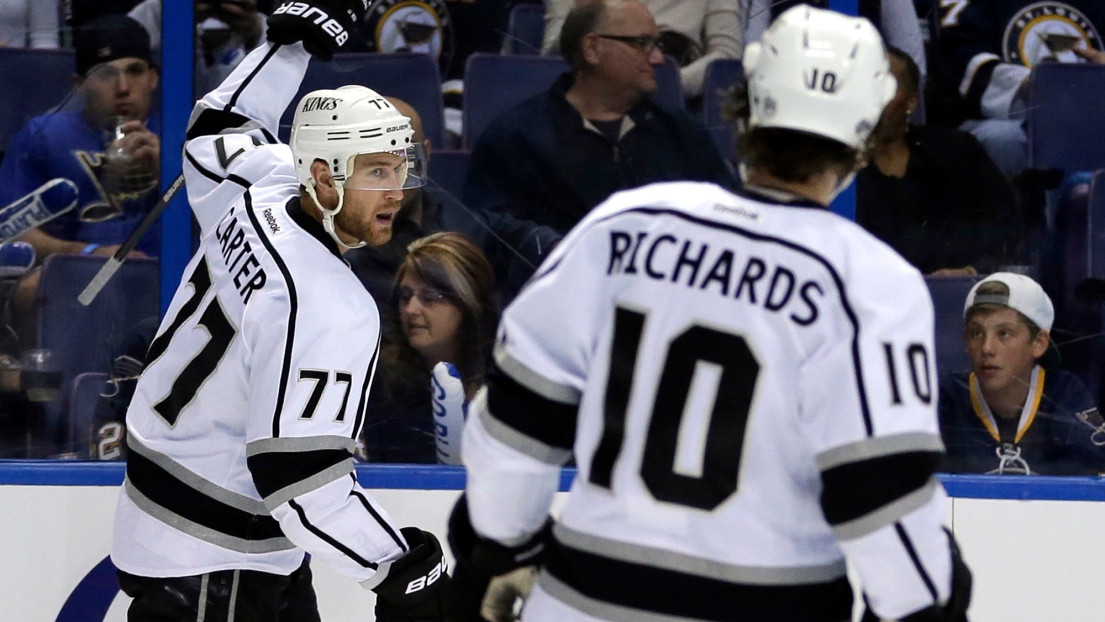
[590,307,761,512]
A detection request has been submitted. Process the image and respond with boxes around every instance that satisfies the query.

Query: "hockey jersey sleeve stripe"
[247,435,357,456]
[541,532,854,622]
[123,479,294,554]
[185,148,225,184]
[349,477,408,552]
[894,522,940,603]
[815,432,945,472]
[494,343,581,405]
[186,108,277,144]
[125,446,288,544]
[129,435,269,514]
[226,42,282,112]
[484,364,578,459]
[351,333,381,441]
[553,523,847,585]
[243,191,299,438]
[247,448,354,508]
[826,477,940,542]
[820,449,939,527]
[287,498,379,569]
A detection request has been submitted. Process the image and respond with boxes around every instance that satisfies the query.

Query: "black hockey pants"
[117,557,320,622]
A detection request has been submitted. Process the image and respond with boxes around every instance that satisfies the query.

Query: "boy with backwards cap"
[939,273,1105,475]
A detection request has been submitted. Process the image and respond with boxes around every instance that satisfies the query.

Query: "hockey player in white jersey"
[449,5,972,622]
[111,1,451,620]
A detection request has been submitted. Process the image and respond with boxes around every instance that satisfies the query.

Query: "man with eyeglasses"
[463,0,735,303]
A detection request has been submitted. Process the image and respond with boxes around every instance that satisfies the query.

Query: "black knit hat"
[74,15,153,77]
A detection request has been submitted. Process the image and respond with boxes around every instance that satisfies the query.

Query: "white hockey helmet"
[291,85,427,249]
[743,5,896,150]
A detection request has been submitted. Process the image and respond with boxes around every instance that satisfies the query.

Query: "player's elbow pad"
[372,527,451,622]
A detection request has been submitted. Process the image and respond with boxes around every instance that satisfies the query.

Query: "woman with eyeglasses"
[361,231,498,463]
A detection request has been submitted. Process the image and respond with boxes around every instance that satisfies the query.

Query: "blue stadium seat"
[426,149,483,237]
[65,372,109,458]
[1027,63,1105,175]
[0,48,76,154]
[462,53,684,148]
[34,255,158,456]
[702,58,744,163]
[504,3,546,55]
[277,53,445,148]
[926,275,981,378]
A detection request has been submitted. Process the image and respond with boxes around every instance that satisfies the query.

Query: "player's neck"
[979,378,1032,420]
[742,167,840,206]
[872,139,911,179]
[566,74,641,121]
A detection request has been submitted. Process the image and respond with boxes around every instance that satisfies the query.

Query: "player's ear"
[309,159,339,207]
[1031,329,1050,359]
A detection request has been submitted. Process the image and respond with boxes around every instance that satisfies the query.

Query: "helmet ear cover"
[743,5,896,151]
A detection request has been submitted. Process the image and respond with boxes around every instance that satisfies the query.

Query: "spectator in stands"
[542,0,742,100]
[128,0,267,95]
[347,97,443,310]
[939,273,1105,476]
[465,0,735,299]
[856,47,1021,276]
[931,0,1105,179]
[363,232,497,463]
[0,0,59,47]
[745,0,925,85]
[0,14,160,260]
[0,14,160,347]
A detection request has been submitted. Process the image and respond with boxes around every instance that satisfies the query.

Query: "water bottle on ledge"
[21,349,61,403]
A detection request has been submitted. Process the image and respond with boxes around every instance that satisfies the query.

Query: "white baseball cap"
[963,272,1054,331]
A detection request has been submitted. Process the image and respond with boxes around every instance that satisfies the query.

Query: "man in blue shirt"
[939,273,1105,475]
[0,14,161,259]
[0,14,161,347]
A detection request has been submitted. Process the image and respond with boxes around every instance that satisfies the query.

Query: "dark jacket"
[463,72,736,297]
[856,124,1022,274]
[939,367,1105,476]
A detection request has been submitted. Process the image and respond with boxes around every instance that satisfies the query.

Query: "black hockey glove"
[447,494,552,622]
[267,0,367,61]
[372,527,451,622]
[861,528,972,622]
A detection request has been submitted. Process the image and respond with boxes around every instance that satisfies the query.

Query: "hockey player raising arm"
[110,2,450,619]
[450,6,971,622]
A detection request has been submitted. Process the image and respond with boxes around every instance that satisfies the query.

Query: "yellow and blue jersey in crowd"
[0,108,161,256]
[939,366,1105,475]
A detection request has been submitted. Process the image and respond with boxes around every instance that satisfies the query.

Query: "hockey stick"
[0,179,79,243]
[78,173,186,306]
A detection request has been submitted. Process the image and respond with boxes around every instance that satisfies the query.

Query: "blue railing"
[4,460,1105,501]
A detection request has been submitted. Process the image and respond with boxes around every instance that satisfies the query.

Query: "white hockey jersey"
[112,42,409,584]
[463,182,955,621]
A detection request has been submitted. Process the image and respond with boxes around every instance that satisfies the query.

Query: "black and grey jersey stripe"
[542,524,853,622]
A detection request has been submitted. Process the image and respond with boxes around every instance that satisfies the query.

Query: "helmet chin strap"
[307,180,366,250]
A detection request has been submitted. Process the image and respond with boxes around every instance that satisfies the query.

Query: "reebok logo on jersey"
[713,203,760,221]
[273,3,351,46]
[404,558,447,594]
[263,208,280,233]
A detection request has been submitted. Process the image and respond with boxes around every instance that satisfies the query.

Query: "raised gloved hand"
[373,527,451,621]
[431,362,467,465]
[267,0,367,61]
[447,495,551,622]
